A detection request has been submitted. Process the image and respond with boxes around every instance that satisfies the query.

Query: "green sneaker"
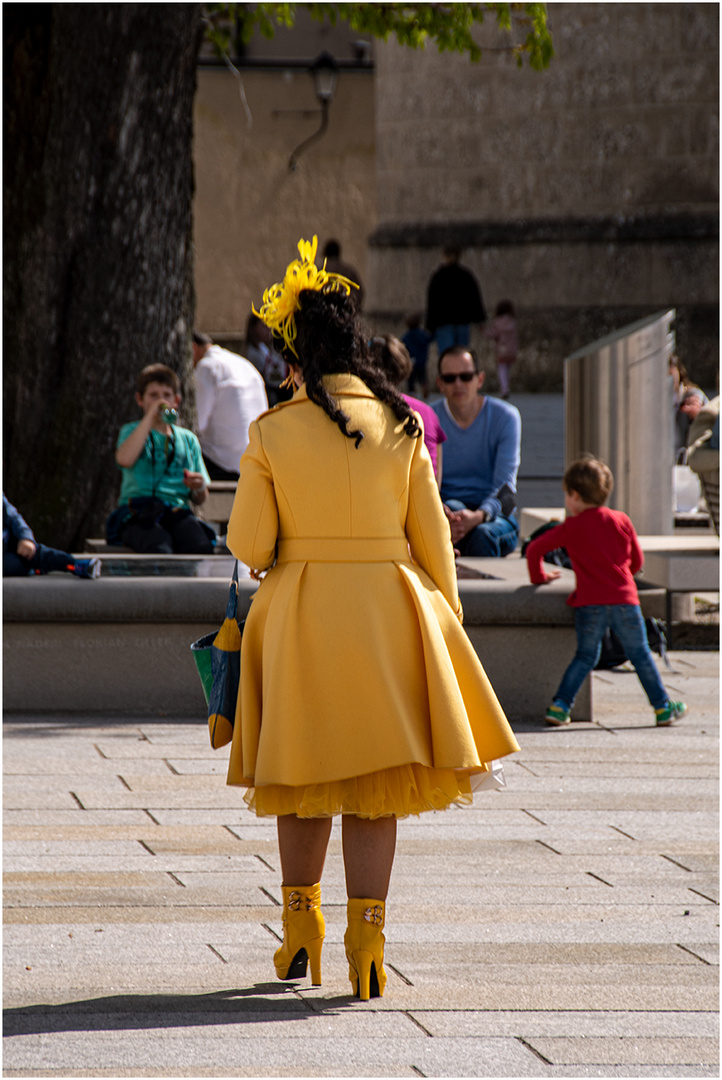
[655,701,688,726]
[545,704,571,726]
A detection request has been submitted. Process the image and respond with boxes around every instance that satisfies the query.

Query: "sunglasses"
[440,372,477,384]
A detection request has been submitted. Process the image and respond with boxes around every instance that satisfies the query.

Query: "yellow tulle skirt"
[242,762,489,819]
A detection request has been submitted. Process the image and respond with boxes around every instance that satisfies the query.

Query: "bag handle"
[225,561,239,621]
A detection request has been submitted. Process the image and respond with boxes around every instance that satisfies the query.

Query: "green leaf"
[202,3,554,69]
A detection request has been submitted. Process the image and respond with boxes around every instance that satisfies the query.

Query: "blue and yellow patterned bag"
[191,562,245,749]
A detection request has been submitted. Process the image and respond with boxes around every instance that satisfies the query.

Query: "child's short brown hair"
[135,364,180,397]
[563,456,614,506]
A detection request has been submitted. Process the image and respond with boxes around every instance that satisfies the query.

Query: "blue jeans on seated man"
[435,325,470,354]
[445,499,518,558]
[554,604,668,711]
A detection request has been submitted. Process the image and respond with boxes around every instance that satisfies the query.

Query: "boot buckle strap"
[363,905,383,925]
[288,890,318,912]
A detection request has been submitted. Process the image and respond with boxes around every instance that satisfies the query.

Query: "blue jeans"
[3,544,76,576]
[554,604,669,711]
[445,499,519,558]
[436,325,470,354]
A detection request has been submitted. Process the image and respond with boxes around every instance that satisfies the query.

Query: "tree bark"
[4,3,204,549]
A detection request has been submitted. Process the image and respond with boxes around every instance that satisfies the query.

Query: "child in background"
[484,299,518,400]
[401,313,432,399]
[107,364,214,554]
[525,456,687,727]
[3,494,100,578]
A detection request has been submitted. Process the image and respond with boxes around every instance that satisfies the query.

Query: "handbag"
[595,617,671,671]
[190,562,245,749]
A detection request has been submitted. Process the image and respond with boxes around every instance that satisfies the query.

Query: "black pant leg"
[166,511,215,554]
[121,521,174,554]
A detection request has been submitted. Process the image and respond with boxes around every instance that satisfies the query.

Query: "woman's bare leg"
[342,815,397,899]
[277,815,333,885]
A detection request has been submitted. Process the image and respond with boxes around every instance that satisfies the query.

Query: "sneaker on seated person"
[71,558,101,580]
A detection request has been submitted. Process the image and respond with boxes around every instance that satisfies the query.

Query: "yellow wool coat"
[226,374,519,817]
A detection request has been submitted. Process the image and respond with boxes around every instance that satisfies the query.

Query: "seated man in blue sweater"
[431,346,521,557]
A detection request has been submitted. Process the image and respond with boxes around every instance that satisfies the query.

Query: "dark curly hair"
[275,287,421,446]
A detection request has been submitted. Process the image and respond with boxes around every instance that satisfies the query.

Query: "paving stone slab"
[1,1068,718,1079]
[2,810,161,827]
[524,1036,719,1066]
[1,1031,544,1077]
[411,1009,720,1038]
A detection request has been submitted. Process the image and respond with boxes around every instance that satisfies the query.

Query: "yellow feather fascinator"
[253,235,358,358]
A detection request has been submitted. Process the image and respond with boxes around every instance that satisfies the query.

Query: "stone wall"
[193,65,375,336]
[367,3,719,391]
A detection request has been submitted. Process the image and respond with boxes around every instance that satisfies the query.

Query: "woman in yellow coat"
[226,238,519,1000]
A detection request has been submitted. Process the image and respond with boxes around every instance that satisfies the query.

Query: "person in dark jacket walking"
[426,245,487,354]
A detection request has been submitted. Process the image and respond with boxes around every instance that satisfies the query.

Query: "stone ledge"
[369,212,720,249]
[2,559,579,626]
[3,556,676,627]
[2,576,255,624]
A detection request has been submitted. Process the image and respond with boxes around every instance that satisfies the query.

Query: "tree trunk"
[3,3,204,549]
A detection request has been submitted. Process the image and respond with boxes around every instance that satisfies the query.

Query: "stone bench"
[198,480,236,532]
[521,506,713,539]
[635,535,720,643]
[3,554,674,722]
[85,541,232,556]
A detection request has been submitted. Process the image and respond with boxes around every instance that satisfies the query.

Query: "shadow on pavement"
[3,984,356,1036]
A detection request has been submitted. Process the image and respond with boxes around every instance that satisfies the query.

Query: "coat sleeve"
[525,521,567,583]
[405,434,461,618]
[227,421,279,571]
[628,521,644,576]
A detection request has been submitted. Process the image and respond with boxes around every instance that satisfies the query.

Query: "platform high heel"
[344,897,387,1000]
[274,883,324,986]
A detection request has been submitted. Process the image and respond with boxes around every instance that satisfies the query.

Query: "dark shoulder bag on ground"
[190,562,246,748]
[596,617,670,671]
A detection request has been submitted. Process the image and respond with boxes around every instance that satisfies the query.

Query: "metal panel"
[565,311,675,535]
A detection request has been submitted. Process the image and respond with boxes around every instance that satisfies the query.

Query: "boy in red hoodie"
[525,457,687,727]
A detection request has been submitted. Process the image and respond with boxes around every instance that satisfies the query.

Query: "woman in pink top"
[370,336,446,485]
[484,299,518,400]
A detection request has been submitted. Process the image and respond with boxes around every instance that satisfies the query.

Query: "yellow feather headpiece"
[253,235,358,358]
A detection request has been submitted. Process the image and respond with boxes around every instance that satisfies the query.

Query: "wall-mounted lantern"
[289,51,339,171]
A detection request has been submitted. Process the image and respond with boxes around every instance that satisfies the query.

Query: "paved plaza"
[3,392,718,1077]
[3,646,718,1078]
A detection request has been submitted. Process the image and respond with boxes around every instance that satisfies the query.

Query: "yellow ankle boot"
[274,883,324,985]
[344,898,387,1000]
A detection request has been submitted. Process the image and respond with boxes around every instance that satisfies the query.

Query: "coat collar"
[289,373,376,403]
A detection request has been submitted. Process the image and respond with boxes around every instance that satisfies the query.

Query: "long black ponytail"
[279,287,421,445]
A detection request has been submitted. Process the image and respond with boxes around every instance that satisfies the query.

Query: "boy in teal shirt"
[107,364,214,554]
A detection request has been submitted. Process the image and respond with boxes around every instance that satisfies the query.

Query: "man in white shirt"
[192,332,268,480]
